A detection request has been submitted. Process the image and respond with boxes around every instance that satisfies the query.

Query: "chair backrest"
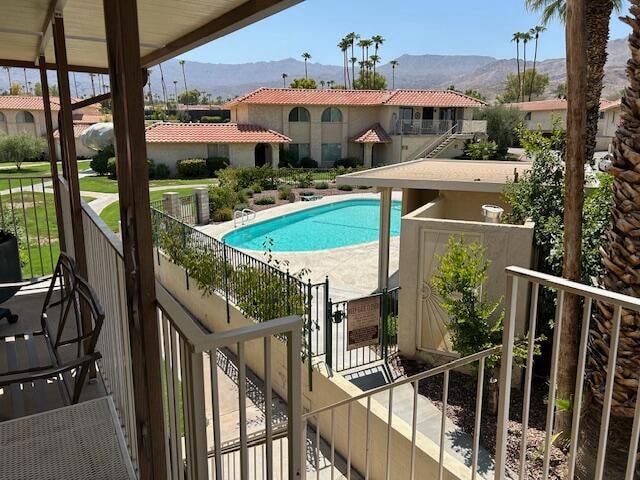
[41,253,105,367]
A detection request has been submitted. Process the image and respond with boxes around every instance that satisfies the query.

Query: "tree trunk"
[576,2,640,478]
[556,0,587,440]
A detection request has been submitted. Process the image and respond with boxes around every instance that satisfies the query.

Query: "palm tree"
[3,67,11,93]
[172,80,178,105]
[338,38,349,88]
[282,72,288,87]
[573,4,640,476]
[357,38,368,80]
[528,25,547,101]
[370,55,381,89]
[301,52,311,79]
[72,72,79,98]
[390,60,399,89]
[147,69,153,105]
[371,35,385,88]
[346,32,359,89]
[320,80,325,89]
[511,32,523,102]
[521,31,532,101]
[22,68,28,94]
[158,63,168,107]
[178,60,188,107]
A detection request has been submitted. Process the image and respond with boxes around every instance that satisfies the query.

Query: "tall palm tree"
[22,68,28,94]
[370,55,381,89]
[521,31,532,101]
[178,60,188,107]
[511,32,523,102]
[3,67,11,93]
[158,63,168,107]
[301,52,311,79]
[282,72,288,87]
[371,34,385,81]
[357,38,368,80]
[526,0,623,455]
[528,25,547,101]
[72,72,79,98]
[346,32,359,89]
[390,60,399,89]
[147,69,153,105]
[320,80,325,89]
[89,73,96,97]
[574,3,640,476]
[338,38,349,88]
[172,80,178,105]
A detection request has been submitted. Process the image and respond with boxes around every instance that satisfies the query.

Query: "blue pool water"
[223,199,402,252]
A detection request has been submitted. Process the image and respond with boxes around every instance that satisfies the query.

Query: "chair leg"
[72,364,91,404]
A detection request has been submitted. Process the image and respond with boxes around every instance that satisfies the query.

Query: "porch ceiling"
[0,0,300,72]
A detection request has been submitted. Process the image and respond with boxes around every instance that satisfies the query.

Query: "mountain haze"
[0,38,628,102]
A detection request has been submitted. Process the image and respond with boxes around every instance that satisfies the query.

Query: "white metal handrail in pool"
[233,208,256,228]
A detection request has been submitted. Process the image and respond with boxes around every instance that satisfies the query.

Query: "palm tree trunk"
[528,37,539,101]
[575,2,640,478]
[516,42,521,102]
[304,60,308,79]
[392,66,395,89]
[522,43,527,102]
[6,68,11,90]
[158,63,168,107]
[351,43,356,89]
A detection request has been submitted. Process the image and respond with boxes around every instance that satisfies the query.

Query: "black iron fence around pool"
[0,175,58,279]
[149,191,197,225]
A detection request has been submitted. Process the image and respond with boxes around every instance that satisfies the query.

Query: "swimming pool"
[223,198,402,252]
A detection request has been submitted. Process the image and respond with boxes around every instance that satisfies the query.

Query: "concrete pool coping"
[197,191,402,300]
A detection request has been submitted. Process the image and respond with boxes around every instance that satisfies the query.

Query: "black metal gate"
[325,287,399,372]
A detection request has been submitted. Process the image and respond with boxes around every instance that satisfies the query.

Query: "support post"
[52,15,87,278]
[378,187,392,291]
[38,57,66,254]
[103,0,167,478]
[193,187,209,225]
[162,192,180,218]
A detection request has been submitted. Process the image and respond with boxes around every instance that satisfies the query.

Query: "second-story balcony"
[393,119,487,136]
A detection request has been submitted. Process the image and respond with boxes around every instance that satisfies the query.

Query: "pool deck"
[197,192,401,300]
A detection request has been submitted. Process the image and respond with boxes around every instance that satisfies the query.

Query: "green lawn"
[99,187,196,232]
[79,175,217,194]
[0,160,91,190]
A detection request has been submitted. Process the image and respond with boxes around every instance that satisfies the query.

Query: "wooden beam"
[71,92,110,110]
[52,13,87,279]
[103,0,167,478]
[140,0,301,67]
[35,0,58,61]
[38,56,66,255]
[0,58,108,74]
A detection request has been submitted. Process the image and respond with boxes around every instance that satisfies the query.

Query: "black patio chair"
[0,253,105,410]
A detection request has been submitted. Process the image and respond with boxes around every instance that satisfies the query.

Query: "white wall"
[146,143,208,174]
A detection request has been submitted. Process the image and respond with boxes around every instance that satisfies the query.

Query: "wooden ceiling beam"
[35,0,60,62]
[140,0,301,67]
[0,58,108,74]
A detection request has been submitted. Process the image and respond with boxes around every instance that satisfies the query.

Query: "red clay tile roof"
[144,122,291,144]
[225,88,485,108]
[53,122,96,139]
[506,98,619,112]
[601,99,622,111]
[0,95,62,111]
[350,123,392,143]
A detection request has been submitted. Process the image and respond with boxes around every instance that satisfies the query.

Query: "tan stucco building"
[507,98,622,152]
[226,88,487,167]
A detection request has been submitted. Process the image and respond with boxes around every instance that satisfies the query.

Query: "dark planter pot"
[0,232,22,303]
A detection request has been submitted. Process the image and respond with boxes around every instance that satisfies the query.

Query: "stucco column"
[363,143,374,168]
[193,187,210,225]
[163,191,180,218]
[271,143,280,167]
[378,187,392,291]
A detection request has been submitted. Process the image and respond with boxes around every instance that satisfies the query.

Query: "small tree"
[177,89,201,105]
[352,71,387,90]
[474,105,524,158]
[499,70,549,103]
[289,78,317,89]
[0,133,45,170]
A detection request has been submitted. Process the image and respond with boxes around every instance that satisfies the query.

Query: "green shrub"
[107,157,117,178]
[334,157,362,169]
[299,157,318,168]
[243,188,254,198]
[314,181,329,190]
[90,145,114,175]
[154,163,171,179]
[217,168,240,190]
[294,171,314,188]
[254,196,276,205]
[200,116,223,123]
[278,184,292,200]
[337,184,352,191]
[177,158,207,178]
[212,207,233,222]
[299,191,314,197]
[208,185,242,213]
[251,183,263,194]
[357,185,369,189]
[206,156,229,176]
[464,139,498,160]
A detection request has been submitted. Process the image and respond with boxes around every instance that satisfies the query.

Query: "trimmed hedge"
[177,158,207,178]
[299,157,318,168]
[206,156,230,176]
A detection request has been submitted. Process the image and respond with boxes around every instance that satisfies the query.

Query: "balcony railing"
[393,119,487,136]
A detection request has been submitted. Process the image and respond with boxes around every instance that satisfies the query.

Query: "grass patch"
[0,160,91,190]
[79,175,218,194]
[100,187,196,232]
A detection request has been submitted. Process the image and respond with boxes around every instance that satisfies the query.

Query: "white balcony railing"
[393,119,487,136]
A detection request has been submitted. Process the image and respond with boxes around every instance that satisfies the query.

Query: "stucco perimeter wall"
[398,200,534,361]
[155,250,473,480]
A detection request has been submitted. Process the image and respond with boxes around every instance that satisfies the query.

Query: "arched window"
[321,107,342,123]
[288,107,310,122]
[16,111,34,123]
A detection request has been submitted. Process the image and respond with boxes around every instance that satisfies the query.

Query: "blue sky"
[180,0,632,65]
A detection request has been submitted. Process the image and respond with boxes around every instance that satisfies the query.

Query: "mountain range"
[0,38,628,102]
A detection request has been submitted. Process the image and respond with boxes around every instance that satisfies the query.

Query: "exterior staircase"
[421,132,474,159]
